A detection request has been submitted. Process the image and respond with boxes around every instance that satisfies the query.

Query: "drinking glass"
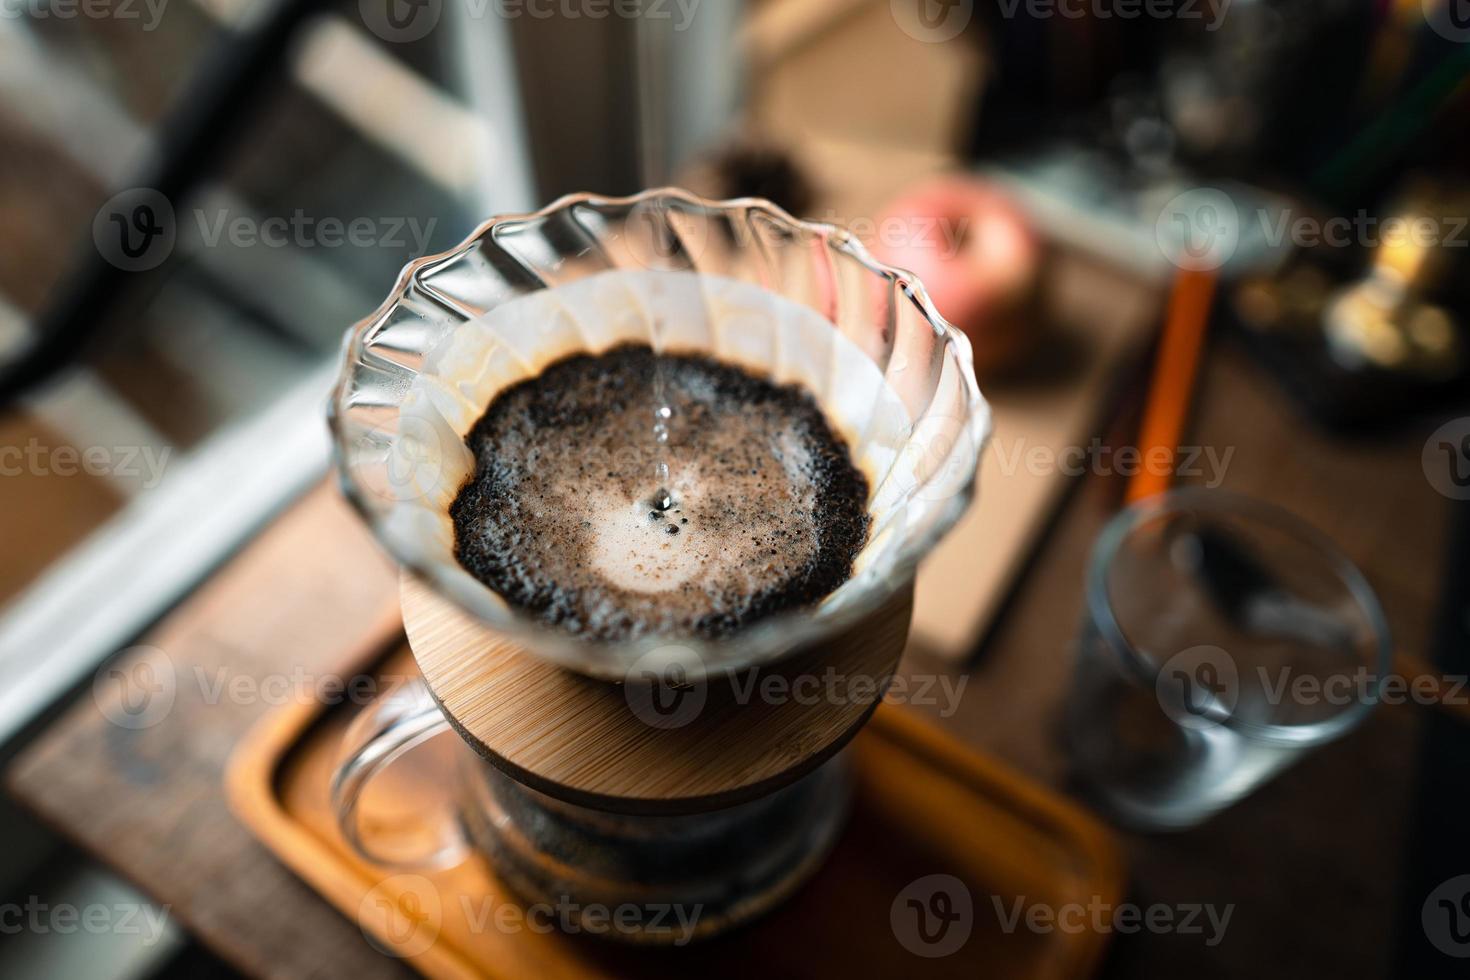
[1064,488,1393,830]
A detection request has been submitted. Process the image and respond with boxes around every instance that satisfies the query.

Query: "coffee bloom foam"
[449,346,871,641]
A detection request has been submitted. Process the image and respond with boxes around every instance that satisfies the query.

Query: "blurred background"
[1,1,1469,977]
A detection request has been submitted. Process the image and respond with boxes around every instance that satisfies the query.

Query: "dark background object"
[1392,496,1470,977]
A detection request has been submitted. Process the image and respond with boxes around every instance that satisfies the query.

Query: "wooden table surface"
[6,327,1453,979]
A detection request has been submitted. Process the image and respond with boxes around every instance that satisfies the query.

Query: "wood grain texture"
[404,573,912,814]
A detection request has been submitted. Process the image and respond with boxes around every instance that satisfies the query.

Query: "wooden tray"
[227,640,1125,979]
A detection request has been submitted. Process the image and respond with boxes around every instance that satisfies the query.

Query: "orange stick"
[1126,267,1218,503]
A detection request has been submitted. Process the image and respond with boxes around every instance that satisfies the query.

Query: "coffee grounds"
[449,344,869,641]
